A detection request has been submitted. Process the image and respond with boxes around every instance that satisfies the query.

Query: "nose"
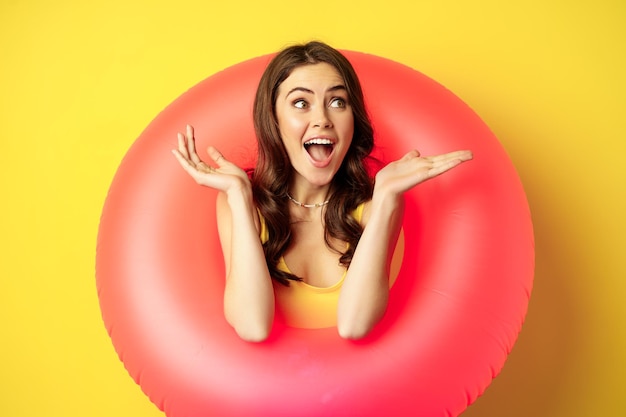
[312,106,333,128]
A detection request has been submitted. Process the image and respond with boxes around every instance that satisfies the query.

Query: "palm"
[172,125,250,192]
[375,149,472,196]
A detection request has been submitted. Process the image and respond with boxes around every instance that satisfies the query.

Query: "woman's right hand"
[172,125,250,193]
[174,125,271,341]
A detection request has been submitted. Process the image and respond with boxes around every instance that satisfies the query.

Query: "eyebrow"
[285,84,347,98]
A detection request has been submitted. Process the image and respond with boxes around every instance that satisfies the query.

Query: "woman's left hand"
[374,149,473,198]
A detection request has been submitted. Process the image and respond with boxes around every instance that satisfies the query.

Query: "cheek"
[341,113,355,139]
[278,115,307,144]
[281,118,300,134]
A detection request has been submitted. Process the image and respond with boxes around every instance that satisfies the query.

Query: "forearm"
[337,194,404,339]
[220,189,274,342]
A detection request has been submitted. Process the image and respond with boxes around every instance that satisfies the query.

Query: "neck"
[287,179,332,208]
[287,193,329,208]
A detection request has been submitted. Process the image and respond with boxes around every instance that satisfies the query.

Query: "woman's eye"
[293,100,308,109]
[330,98,347,108]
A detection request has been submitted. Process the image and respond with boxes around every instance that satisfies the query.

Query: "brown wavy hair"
[252,41,375,286]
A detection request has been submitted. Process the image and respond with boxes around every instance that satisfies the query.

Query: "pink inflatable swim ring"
[96,50,534,417]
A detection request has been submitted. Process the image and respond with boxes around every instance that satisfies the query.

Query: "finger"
[196,161,215,174]
[186,125,202,165]
[429,150,473,164]
[177,132,190,160]
[427,159,463,178]
[207,146,227,167]
[172,149,197,174]
[400,149,420,161]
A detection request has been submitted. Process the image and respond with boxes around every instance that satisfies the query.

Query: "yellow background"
[1,0,624,416]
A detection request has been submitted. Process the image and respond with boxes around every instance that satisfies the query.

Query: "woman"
[172,41,472,342]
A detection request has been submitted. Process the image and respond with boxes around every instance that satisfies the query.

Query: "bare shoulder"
[359,199,373,227]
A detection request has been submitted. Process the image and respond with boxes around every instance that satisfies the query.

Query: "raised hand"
[374,149,473,198]
[171,125,250,193]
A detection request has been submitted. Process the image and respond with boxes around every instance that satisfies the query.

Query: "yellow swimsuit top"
[259,204,365,329]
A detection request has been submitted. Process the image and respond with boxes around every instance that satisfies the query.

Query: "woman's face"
[275,62,354,188]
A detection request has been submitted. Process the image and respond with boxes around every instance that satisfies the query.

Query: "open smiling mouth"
[304,138,335,163]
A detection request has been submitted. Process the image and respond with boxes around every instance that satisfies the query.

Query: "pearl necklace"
[287,193,330,208]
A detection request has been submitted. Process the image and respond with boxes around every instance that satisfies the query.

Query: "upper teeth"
[305,138,333,146]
